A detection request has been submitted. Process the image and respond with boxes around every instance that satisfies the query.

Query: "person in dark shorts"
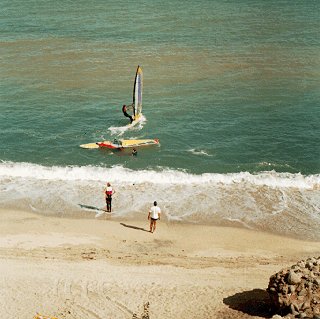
[104,182,115,212]
[148,201,161,233]
[122,104,133,124]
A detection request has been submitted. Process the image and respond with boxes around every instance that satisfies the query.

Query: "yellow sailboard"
[80,139,159,149]
[79,142,100,149]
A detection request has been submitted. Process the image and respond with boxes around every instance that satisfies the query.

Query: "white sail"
[133,65,143,118]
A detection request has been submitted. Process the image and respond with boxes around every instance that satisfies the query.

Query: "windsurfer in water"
[122,104,134,124]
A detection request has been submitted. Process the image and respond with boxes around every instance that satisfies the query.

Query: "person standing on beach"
[148,201,161,233]
[104,182,115,212]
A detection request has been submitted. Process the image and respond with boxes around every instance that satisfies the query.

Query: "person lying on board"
[122,104,133,123]
[113,139,122,147]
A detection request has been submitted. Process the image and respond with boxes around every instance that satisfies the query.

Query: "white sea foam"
[108,114,146,136]
[188,149,213,157]
[257,161,293,170]
[0,161,318,189]
[0,161,319,240]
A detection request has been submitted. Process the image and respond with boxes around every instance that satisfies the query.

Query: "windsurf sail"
[132,65,143,118]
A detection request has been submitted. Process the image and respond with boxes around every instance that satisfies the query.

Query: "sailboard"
[79,142,99,149]
[80,138,159,149]
[127,65,143,126]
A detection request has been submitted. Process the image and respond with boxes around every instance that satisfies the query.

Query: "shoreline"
[4,205,320,243]
[1,208,320,318]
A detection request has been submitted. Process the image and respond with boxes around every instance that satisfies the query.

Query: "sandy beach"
[0,209,319,319]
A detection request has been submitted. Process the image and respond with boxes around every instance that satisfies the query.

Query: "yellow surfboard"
[79,142,101,149]
[80,139,159,149]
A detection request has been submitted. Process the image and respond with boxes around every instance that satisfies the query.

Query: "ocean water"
[1,0,319,240]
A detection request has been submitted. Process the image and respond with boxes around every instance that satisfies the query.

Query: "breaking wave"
[0,161,319,240]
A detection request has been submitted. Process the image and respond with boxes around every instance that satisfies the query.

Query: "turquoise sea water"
[1,0,319,239]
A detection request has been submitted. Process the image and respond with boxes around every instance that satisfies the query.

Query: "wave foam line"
[188,148,213,157]
[0,161,319,189]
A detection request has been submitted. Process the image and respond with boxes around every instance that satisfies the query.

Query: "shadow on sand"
[78,204,106,212]
[223,289,273,318]
[120,223,149,233]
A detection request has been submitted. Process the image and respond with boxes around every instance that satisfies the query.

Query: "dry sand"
[0,208,319,319]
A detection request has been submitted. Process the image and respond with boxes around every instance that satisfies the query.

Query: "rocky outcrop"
[268,257,320,319]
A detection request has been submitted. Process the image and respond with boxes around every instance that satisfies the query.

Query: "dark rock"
[268,257,320,318]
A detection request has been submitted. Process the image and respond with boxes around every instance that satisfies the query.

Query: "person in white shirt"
[104,182,115,212]
[148,201,161,233]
